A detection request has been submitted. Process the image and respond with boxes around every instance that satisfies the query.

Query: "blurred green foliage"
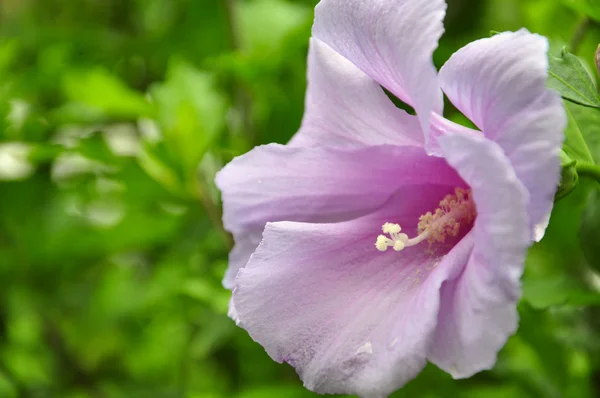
[1,0,600,397]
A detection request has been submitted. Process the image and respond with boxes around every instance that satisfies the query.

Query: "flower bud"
[596,44,600,77]
[556,149,579,201]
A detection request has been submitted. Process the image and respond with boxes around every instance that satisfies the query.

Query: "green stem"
[195,179,233,249]
[221,0,240,51]
[570,16,590,54]
[221,0,255,144]
[577,162,600,183]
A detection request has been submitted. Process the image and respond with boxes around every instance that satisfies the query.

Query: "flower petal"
[429,112,481,156]
[228,296,240,325]
[233,185,472,396]
[438,30,565,231]
[290,38,423,148]
[217,144,463,289]
[430,131,530,377]
[216,144,462,235]
[223,229,263,289]
[312,0,446,147]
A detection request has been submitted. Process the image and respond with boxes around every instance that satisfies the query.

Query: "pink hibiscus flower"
[216,0,566,396]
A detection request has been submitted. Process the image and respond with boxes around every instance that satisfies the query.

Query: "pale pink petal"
[216,144,462,235]
[429,131,530,377]
[228,296,240,325]
[233,185,473,396]
[533,210,552,242]
[223,230,262,289]
[312,0,446,147]
[290,38,423,148]
[438,30,565,231]
[429,112,481,156]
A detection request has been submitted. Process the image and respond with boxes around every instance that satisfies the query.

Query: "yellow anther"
[393,240,405,251]
[375,235,391,252]
[382,222,401,234]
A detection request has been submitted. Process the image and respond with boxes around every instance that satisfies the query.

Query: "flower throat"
[375,188,476,252]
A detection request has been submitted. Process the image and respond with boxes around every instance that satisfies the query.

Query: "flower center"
[375,188,476,252]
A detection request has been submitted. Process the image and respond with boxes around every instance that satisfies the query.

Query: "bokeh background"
[1,0,600,397]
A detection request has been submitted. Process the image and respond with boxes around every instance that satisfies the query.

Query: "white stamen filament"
[374,188,476,253]
[375,224,430,252]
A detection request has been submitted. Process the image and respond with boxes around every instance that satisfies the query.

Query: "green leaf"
[561,0,600,22]
[579,187,600,271]
[181,279,229,314]
[563,101,596,164]
[0,371,17,398]
[62,68,152,119]
[525,179,593,296]
[27,143,63,164]
[510,304,570,396]
[565,101,600,164]
[548,48,600,108]
[150,61,227,180]
[137,140,185,195]
[237,0,310,55]
[236,386,315,398]
[522,274,600,308]
[75,132,117,164]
